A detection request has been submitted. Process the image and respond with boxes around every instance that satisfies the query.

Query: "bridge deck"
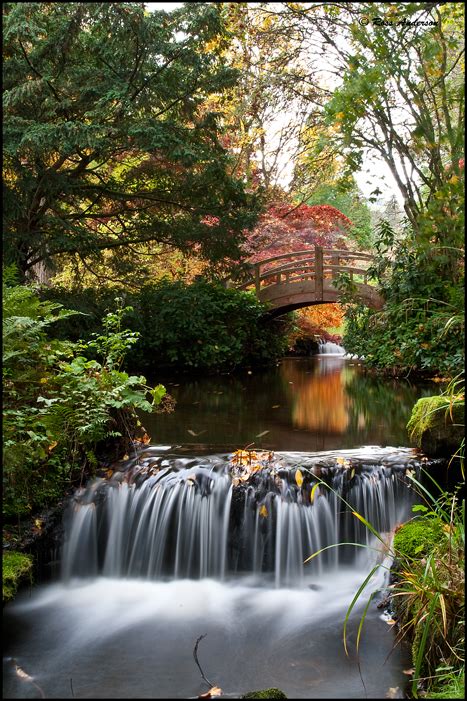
[232,246,383,314]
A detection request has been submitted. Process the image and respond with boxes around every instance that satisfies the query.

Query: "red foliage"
[243,202,352,262]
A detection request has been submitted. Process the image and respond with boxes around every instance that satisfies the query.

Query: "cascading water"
[4,445,432,699]
[318,340,346,355]
[61,446,420,587]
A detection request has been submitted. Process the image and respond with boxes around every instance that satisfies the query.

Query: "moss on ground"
[3,551,33,603]
[393,517,444,559]
[242,689,287,699]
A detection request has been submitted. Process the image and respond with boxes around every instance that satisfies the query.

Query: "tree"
[3,2,260,280]
[243,201,352,263]
[304,179,374,249]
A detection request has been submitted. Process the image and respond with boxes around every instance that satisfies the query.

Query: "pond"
[143,355,435,450]
[3,357,438,699]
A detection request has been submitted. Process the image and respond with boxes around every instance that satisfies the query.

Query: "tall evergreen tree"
[3,2,260,279]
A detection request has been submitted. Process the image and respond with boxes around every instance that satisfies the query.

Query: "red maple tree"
[242,202,353,263]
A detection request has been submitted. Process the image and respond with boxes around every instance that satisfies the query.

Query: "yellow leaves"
[310,482,320,504]
[47,440,58,453]
[34,518,43,531]
[231,449,256,466]
[295,469,304,487]
[448,175,459,185]
[335,111,345,121]
[336,457,351,468]
[230,448,275,485]
[39,377,48,384]
[199,686,222,698]
[259,504,268,518]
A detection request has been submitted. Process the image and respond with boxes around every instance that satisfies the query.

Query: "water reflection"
[143,357,435,451]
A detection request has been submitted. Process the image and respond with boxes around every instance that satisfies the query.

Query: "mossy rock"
[407,396,464,457]
[393,517,444,560]
[3,551,33,603]
[242,689,287,699]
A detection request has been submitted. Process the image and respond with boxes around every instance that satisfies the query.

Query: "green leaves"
[3,2,260,278]
[3,280,167,518]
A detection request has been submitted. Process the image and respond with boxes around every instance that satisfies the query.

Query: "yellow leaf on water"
[259,504,268,518]
[199,686,223,698]
[295,469,304,487]
[310,483,319,504]
[337,457,351,468]
[385,687,400,698]
[122,454,129,460]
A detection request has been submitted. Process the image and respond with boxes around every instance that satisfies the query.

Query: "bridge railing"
[236,246,375,295]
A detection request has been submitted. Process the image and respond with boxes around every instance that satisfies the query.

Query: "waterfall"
[61,448,421,587]
[318,341,346,355]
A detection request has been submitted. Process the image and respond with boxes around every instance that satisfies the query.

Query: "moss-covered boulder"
[3,551,33,603]
[242,689,287,699]
[393,516,444,559]
[407,396,464,457]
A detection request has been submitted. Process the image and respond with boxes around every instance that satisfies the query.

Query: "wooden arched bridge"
[229,247,383,317]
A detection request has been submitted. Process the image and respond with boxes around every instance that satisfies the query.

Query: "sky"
[145,2,403,207]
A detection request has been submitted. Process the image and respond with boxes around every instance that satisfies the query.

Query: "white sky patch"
[144,1,403,207]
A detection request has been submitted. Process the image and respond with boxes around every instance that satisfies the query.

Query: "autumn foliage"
[243,202,352,262]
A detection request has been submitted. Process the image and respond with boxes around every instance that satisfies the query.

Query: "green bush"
[3,278,166,518]
[3,552,33,602]
[44,280,290,372]
[393,516,444,559]
[340,219,464,377]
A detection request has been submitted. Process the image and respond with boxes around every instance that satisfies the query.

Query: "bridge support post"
[254,265,260,295]
[315,246,323,299]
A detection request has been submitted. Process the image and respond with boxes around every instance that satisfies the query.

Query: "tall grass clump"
[303,470,464,699]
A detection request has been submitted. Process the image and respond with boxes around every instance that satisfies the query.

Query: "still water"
[3,357,435,699]
[143,356,435,450]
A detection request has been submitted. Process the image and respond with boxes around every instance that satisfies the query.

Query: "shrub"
[3,552,33,602]
[44,280,290,372]
[3,279,166,518]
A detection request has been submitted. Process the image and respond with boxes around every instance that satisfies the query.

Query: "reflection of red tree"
[282,362,350,434]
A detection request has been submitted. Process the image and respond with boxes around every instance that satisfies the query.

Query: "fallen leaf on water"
[385,687,401,699]
[402,669,415,676]
[310,483,319,504]
[122,454,129,460]
[336,457,350,468]
[259,504,268,518]
[106,469,114,478]
[186,473,197,483]
[295,469,304,487]
[256,430,270,438]
[199,686,223,698]
[385,618,397,625]
[141,433,151,444]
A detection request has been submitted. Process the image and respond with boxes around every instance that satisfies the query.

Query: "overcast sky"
[144,2,403,207]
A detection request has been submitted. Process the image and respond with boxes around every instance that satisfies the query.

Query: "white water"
[4,447,420,698]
